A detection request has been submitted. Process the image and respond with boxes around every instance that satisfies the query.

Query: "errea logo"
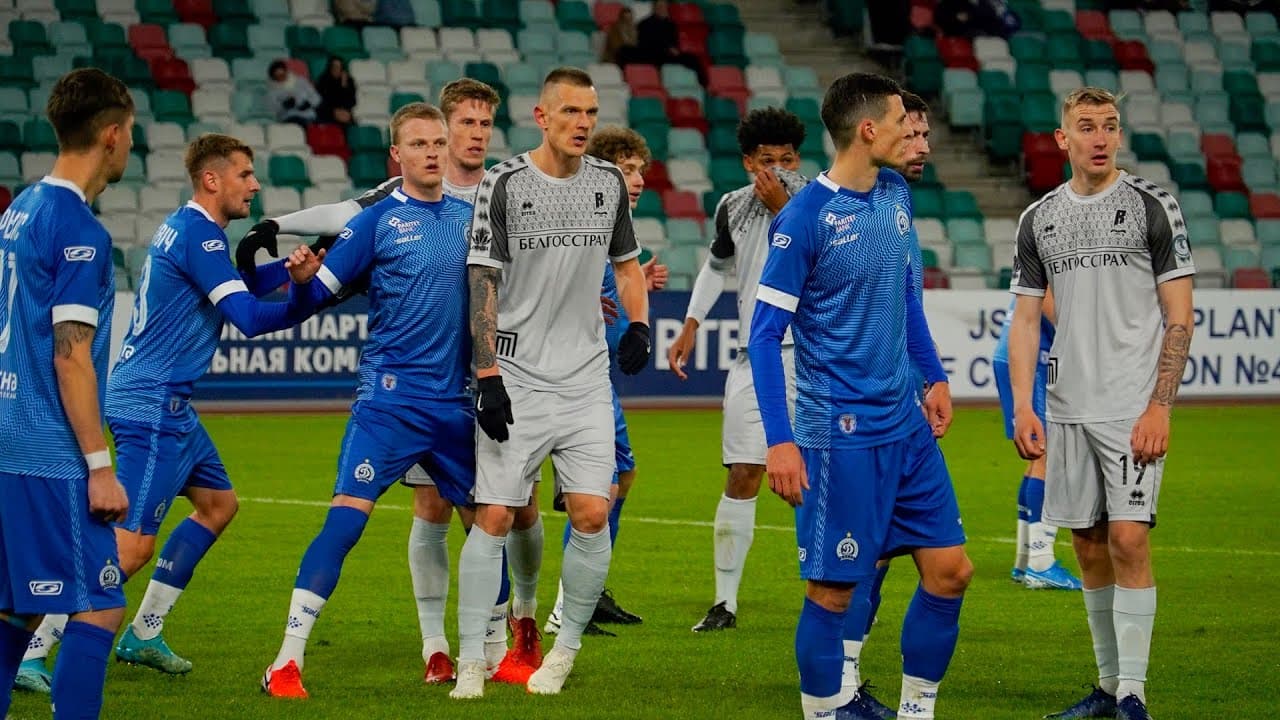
[771,233,792,249]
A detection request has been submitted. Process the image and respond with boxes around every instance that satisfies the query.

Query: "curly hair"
[587,125,651,167]
[736,107,806,156]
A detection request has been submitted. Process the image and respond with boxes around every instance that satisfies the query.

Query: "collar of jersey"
[1063,169,1127,204]
[391,187,445,207]
[523,152,586,186]
[184,200,217,223]
[816,172,872,200]
[40,175,87,203]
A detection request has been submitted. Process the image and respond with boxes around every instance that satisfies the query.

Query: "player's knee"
[806,581,855,612]
[1071,526,1111,567]
[413,488,452,524]
[1107,524,1150,568]
[197,492,239,533]
[570,506,609,534]
[725,464,764,499]
[118,539,156,578]
[512,502,539,530]
[926,554,974,597]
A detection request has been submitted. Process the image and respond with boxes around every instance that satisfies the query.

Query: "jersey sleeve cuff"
[466,255,505,270]
[1155,266,1195,284]
[609,247,642,263]
[316,265,344,295]
[208,279,249,305]
[51,304,99,327]
[1009,285,1046,298]
[756,285,799,312]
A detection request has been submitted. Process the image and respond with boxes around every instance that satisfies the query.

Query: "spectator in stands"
[333,0,376,25]
[1208,0,1273,14]
[603,6,641,65]
[374,0,414,26]
[267,60,322,127]
[935,0,1020,38]
[316,56,358,127]
[635,0,707,85]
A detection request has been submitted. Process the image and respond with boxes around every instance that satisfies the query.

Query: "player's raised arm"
[1008,204,1049,460]
[286,207,379,315]
[670,196,733,379]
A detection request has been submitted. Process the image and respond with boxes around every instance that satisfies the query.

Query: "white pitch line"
[239,496,1280,558]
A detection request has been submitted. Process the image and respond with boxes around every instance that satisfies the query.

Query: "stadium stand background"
[0,0,1275,291]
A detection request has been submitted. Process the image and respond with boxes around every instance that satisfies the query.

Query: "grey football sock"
[555,526,612,651]
[456,526,507,662]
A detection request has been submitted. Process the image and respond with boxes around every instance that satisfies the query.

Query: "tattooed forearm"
[1150,323,1191,406]
[52,321,95,360]
[469,266,500,372]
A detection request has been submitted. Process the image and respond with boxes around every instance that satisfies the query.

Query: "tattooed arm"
[469,266,501,378]
[1131,276,1194,465]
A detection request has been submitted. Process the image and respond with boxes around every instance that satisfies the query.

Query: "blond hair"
[184,133,253,184]
[1061,86,1121,125]
[389,102,446,144]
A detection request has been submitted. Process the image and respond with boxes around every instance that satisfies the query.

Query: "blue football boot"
[13,658,52,693]
[1115,695,1153,720]
[1024,561,1084,590]
[1045,686,1118,718]
[114,626,193,674]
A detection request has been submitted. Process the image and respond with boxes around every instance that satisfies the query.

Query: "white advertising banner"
[924,289,1280,399]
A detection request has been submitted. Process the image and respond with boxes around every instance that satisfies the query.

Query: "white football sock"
[23,614,66,661]
[132,580,183,641]
[1014,518,1029,572]
[456,527,506,662]
[801,691,841,719]
[556,526,611,651]
[551,580,566,623]
[1083,585,1120,695]
[898,674,940,719]
[408,518,450,661]
[1027,521,1059,572]
[1114,585,1156,704]
[507,516,543,615]
[273,588,327,671]
[713,494,756,614]
[842,639,863,698]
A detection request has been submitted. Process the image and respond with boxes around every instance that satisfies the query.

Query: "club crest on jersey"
[798,547,807,563]
[1173,233,1191,264]
[381,373,397,391]
[894,205,910,236]
[354,460,376,483]
[154,500,167,522]
[836,534,859,561]
[771,232,792,249]
[63,246,96,262]
[201,238,226,253]
[98,563,122,590]
[838,413,857,434]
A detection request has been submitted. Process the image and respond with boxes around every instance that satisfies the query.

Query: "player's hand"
[766,442,808,507]
[617,321,651,375]
[1012,405,1046,461]
[667,325,696,380]
[923,381,953,438]
[754,168,789,215]
[88,467,129,523]
[475,375,514,442]
[600,294,619,325]
[641,256,669,291]
[285,245,325,284]
[1130,403,1170,466]
[235,219,280,274]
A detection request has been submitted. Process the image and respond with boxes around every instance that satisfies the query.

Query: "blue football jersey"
[601,261,629,355]
[757,170,927,450]
[314,188,472,404]
[0,178,115,479]
[992,295,1055,365]
[107,202,254,430]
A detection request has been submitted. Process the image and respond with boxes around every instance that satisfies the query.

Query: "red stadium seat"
[643,160,672,193]
[936,36,977,69]
[1026,152,1065,193]
[666,97,709,134]
[1021,131,1058,157]
[285,58,311,80]
[1249,193,1280,218]
[669,2,705,26]
[923,267,950,289]
[128,23,174,63]
[677,25,711,67]
[150,57,196,94]
[662,189,704,220]
[1208,156,1246,192]
[910,5,935,32]
[306,124,350,160]
[1233,267,1271,288]
[1114,41,1154,73]
[706,65,747,96]
[174,0,216,28]
[0,186,10,214]
[625,65,663,95]
[1200,134,1236,159]
[593,1,625,30]
[1075,10,1111,40]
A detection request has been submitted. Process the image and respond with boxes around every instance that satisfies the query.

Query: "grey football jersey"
[443,178,478,205]
[468,153,640,390]
[708,168,807,347]
[1010,172,1196,423]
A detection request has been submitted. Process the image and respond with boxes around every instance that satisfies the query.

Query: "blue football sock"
[608,495,626,546]
[865,564,889,638]
[151,518,217,589]
[51,621,115,720]
[561,518,571,549]
[1017,476,1032,523]
[844,581,873,646]
[294,506,369,598]
[0,619,33,717]
[1025,476,1045,523]
[901,585,964,683]
[796,597,846,700]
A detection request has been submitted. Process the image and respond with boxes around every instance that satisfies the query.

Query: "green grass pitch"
[8,406,1277,719]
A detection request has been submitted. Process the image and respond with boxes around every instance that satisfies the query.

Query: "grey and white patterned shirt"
[468,153,640,390]
[1011,172,1196,423]
[352,176,478,207]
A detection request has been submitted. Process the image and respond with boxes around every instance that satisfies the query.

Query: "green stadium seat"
[137,0,180,24]
[87,22,129,54]
[505,126,540,153]
[1237,133,1271,159]
[996,266,1013,289]
[0,56,36,89]
[668,128,709,166]
[285,26,325,62]
[953,243,992,271]
[745,33,784,68]
[1166,132,1200,163]
[707,127,739,157]
[57,0,98,22]
[708,32,747,68]
[1046,36,1084,73]
[322,26,368,61]
[209,23,252,59]
[945,87,984,128]
[1008,34,1045,62]
[23,119,58,153]
[390,91,426,113]
[1109,10,1144,39]
[921,247,939,269]
[1243,158,1278,190]
[706,3,745,34]
[480,0,520,32]
[0,153,20,186]
[1252,41,1280,72]
[504,63,541,95]
[1231,95,1269,134]
[709,156,743,187]
[268,155,310,189]
[10,20,54,56]
[633,190,662,218]
[943,190,982,220]
[1130,133,1167,162]
[1224,246,1260,274]
[348,153,386,188]
[1023,93,1058,133]
[1216,192,1252,219]
[978,70,1013,92]
[665,218,703,246]
[151,90,194,125]
[824,0,864,35]
[347,125,385,155]
[1084,68,1118,91]
[705,97,740,126]
[362,26,403,63]
[0,121,21,153]
[215,0,256,24]
[1015,64,1051,93]
[556,1,595,33]
[34,55,75,88]
[441,0,483,29]
[1042,9,1076,33]
[168,22,211,60]
[49,22,91,58]
[946,218,984,245]
[1171,162,1208,191]
[912,187,944,218]
[410,0,443,26]
[628,97,667,126]
[636,125,668,159]
[464,61,503,89]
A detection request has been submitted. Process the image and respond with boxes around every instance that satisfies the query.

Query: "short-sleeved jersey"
[467,153,641,390]
[1010,172,1195,422]
[992,295,1054,364]
[0,178,114,479]
[108,202,252,430]
[709,168,808,347]
[317,188,472,404]
[756,171,926,450]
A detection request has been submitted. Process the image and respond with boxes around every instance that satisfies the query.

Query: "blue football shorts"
[334,400,475,506]
[992,357,1049,440]
[110,418,232,535]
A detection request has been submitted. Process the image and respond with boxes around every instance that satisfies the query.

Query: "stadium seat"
[306,124,349,161]
[943,190,982,220]
[268,155,309,189]
[1233,267,1271,288]
[666,98,708,135]
[662,190,704,221]
[151,89,194,125]
[946,218,984,246]
[22,118,58,153]
[1220,218,1257,247]
[1251,193,1280,219]
[150,57,197,94]
[362,26,403,63]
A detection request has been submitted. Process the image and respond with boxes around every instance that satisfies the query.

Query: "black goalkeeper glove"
[235,219,280,274]
[617,321,651,375]
[475,375,514,442]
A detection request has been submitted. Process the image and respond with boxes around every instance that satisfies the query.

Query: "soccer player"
[1010,87,1195,720]
[665,107,808,633]
[103,133,320,676]
[992,290,1083,590]
[749,73,973,720]
[544,125,665,636]
[260,102,477,699]
[0,67,134,719]
[452,66,650,698]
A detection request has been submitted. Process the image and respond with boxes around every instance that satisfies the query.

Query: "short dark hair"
[821,72,903,150]
[737,107,806,156]
[185,133,254,184]
[587,126,651,167]
[901,90,929,116]
[268,60,287,76]
[542,66,594,91]
[46,68,134,152]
